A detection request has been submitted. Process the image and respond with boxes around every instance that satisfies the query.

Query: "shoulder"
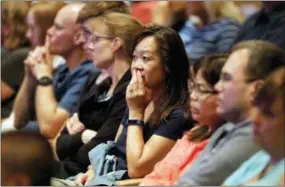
[241,10,262,27]
[219,18,241,29]
[155,108,194,141]
[73,60,100,77]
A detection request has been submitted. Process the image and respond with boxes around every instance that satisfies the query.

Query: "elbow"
[39,122,59,139]
[38,119,64,139]
[13,117,27,130]
[14,121,25,129]
[128,165,148,179]
[40,127,58,139]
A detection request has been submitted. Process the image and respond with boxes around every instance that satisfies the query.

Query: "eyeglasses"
[82,30,113,45]
[189,82,217,95]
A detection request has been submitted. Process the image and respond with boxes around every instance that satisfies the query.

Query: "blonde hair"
[29,1,66,45]
[204,1,244,23]
[2,2,31,50]
[88,12,144,62]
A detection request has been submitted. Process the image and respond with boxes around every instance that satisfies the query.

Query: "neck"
[268,146,285,165]
[263,2,283,13]
[226,110,248,124]
[106,55,130,86]
[64,47,87,71]
[151,86,164,107]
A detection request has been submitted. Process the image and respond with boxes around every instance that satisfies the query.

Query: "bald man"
[1,132,55,186]
[13,3,99,139]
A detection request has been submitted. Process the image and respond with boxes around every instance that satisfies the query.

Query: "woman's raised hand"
[126,70,152,119]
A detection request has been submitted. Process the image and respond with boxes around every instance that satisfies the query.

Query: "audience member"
[1,2,31,118]
[179,1,242,60]
[1,131,55,186]
[151,1,188,32]
[13,3,97,139]
[234,2,285,51]
[25,1,66,47]
[1,2,31,58]
[177,40,285,185]
[74,25,193,186]
[140,54,227,186]
[1,1,66,120]
[223,67,285,186]
[54,8,143,178]
[130,1,158,24]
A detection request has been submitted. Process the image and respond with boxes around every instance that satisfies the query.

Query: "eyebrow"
[133,50,156,55]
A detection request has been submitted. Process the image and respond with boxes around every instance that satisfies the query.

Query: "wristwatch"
[37,76,53,86]
[127,119,145,126]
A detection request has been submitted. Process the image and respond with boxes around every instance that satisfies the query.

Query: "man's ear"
[73,29,85,46]
[112,37,122,53]
[249,79,264,103]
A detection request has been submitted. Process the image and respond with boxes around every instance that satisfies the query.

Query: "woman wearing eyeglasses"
[53,12,144,179]
[139,54,227,186]
[73,25,193,186]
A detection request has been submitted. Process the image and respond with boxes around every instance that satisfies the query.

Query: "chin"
[192,114,201,122]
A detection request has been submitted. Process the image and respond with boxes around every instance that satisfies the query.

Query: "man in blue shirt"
[12,3,98,139]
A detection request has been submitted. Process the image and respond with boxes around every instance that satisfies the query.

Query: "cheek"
[190,100,201,110]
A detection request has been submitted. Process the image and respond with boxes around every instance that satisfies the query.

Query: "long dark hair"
[188,53,228,142]
[132,25,190,125]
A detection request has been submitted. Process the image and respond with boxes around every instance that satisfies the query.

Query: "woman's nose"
[131,60,143,71]
[190,89,198,101]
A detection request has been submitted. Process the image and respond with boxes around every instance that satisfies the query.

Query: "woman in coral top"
[140,53,227,186]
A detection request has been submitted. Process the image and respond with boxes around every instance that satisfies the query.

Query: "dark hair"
[188,53,228,142]
[190,59,202,80]
[132,25,190,125]
[77,1,130,23]
[232,40,285,82]
[2,1,31,50]
[1,132,55,186]
[200,53,228,87]
[254,66,285,112]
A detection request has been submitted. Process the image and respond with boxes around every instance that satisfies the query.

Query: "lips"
[191,107,199,115]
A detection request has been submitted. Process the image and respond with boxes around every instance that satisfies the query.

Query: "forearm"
[35,85,68,138]
[13,76,37,129]
[126,110,148,177]
[1,80,15,101]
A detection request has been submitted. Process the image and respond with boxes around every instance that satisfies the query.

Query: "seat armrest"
[115,178,143,186]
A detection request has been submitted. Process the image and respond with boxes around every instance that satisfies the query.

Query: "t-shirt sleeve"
[154,109,193,141]
[57,69,92,115]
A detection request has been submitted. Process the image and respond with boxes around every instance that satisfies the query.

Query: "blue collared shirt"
[179,18,240,61]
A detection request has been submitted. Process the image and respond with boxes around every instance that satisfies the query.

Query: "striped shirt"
[179,18,240,61]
